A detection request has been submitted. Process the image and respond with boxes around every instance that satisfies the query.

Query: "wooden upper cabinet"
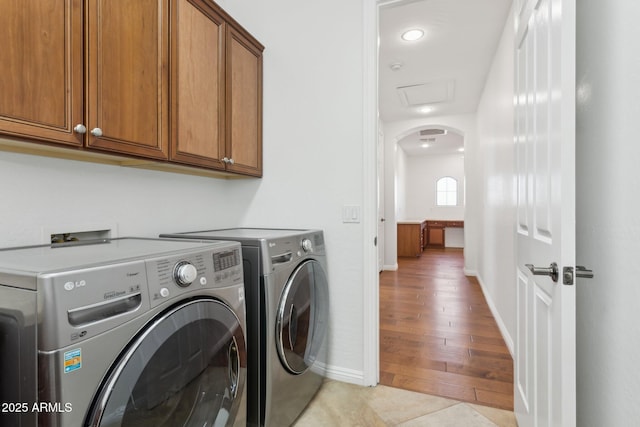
[226,25,263,177]
[0,0,262,177]
[0,0,83,146]
[0,0,169,158]
[170,0,263,176]
[86,0,169,159]
[170,0,226,169]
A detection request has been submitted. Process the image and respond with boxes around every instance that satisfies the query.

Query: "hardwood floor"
[379,248,514,411]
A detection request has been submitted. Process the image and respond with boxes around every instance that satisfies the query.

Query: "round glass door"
[276,259,329,374]
[87,298,246,427]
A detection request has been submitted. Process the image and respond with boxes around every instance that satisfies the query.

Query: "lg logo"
[64,280,87,291]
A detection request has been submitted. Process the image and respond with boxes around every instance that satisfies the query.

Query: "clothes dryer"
[0,237,247,427]
[160,228,329,427]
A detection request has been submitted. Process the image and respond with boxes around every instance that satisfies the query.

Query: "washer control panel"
[213,248,242,284]
[147,244,243,307]
[39,241,243,350]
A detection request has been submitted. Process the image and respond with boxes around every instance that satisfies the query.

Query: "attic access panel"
[396,80,455,107]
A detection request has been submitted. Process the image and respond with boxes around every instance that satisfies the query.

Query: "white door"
[377,124,385,272]
[514,0,576,426]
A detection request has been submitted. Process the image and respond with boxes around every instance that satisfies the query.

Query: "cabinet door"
[427,226,445,247]
[86,0,169,159]
[0,0,83,147]
[170,0,227,170]
[225,25,263,177]
[397,224,422,257]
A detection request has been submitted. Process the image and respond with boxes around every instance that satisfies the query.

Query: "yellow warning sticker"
[63,349,82,373]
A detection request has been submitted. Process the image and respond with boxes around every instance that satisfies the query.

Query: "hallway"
[379,248,513,411]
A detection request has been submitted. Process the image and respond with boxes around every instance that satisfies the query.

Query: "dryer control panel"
[265,231,325,272]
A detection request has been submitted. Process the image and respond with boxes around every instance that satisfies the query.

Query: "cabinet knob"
[91,128,103,137]
[222,157,235,164]
[73,124,87,134]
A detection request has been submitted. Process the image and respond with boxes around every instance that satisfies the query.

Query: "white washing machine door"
[276,259,329,374]
[86,298,246,427]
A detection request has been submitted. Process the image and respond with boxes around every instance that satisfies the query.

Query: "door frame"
[362,0,380,387]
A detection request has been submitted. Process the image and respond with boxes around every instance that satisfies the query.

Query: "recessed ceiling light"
[419,106,433,114]
[421,143,430,148]
[458,147,465,152]
[401,29,424,42]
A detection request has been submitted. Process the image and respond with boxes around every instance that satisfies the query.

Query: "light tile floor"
[293,380,518,426]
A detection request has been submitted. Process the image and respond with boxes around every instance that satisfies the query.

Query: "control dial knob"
[174,261,198,287]
[301,238,313,253]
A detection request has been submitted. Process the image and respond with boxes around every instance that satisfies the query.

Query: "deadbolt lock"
[563,266,574,285]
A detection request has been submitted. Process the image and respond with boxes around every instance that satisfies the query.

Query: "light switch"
[342,205,361,223]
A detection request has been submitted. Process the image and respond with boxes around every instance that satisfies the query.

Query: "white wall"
[576,1,640,424]
[395,144,408,223]
[474,8,516,353]
[0,0,377,385]
[381,123,400,270]
[403,154,465,221]
[0,151,243,245]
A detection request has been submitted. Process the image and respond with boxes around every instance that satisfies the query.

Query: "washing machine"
[160,228,329,427]
[0,237,247,427]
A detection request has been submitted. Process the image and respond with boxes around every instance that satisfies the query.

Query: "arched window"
[436,176,457,206]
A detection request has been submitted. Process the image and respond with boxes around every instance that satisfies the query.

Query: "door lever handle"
[576,266,594,279]
[525,262,559,282]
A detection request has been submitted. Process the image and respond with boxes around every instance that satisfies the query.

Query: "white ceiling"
[378,0,511,156]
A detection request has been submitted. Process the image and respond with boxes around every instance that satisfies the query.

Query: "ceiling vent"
[420,129,447,137]
[397,80,455,107]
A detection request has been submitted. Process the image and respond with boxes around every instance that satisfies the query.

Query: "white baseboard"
[320,363,367,386]
[464,268,478,276]
[383,263,398,271]
[475,274,515,357]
